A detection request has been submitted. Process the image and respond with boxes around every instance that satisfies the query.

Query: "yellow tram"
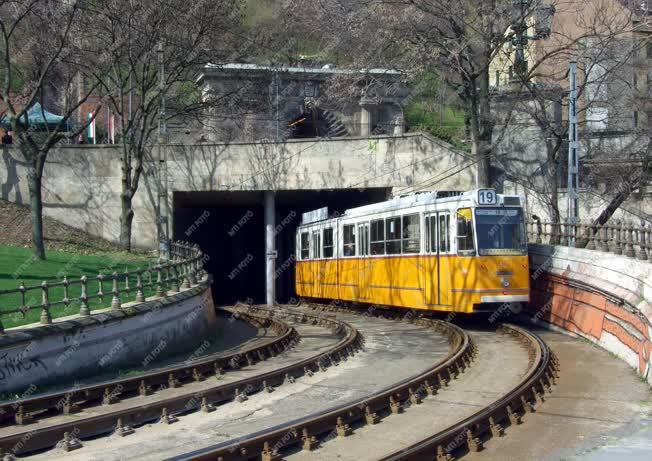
[295,189,529,314]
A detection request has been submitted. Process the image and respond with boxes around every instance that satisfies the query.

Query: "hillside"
[0,199,132,254]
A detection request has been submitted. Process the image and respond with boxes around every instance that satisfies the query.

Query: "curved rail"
[380,323,558,461]
[0,305,360,456]
[167,304,474,461]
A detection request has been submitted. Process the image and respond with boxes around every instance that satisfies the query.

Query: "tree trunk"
[27,168,46,260]
[119,199,134,251]
[119,146,133,251]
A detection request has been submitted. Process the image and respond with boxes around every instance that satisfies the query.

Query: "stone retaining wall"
[527,244,652,385]
[0,278,216,395]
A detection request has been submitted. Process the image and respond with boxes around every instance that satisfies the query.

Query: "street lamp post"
[510,0,555,83]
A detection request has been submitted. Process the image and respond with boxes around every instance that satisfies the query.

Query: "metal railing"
[0,241,207,333]
[526,218,650,261]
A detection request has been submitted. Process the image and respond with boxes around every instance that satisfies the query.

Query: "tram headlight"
[502,279,510,288]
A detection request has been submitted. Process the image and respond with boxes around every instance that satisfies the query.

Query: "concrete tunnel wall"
[527,244,652,386]
[173,188,390,306]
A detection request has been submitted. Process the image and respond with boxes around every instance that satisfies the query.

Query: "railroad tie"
[336,416,352,437]
[507,404,522,425]
[424,379,438,396]
[14,405,34,425]
[62,394,80,415]
[160,407,178,424]
[436,445,453,461]
[114,418,134,437]
[409,387,422,405]
[261,441,281,461]
[201,397,216,413]
[466,429,483,452]
[193,368,205,382]
[389,395,403,414]
[139,380,152,396]
[56,431,82,452]
[489,416,504,437]
[301,428,319,451]
[235,388,248,402]
[365,405,380,425]
[521,395,534,413]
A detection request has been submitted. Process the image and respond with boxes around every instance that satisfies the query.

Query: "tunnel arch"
[286,106,348,139]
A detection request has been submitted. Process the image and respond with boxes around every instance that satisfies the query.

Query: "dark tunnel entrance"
[173,188,390,306]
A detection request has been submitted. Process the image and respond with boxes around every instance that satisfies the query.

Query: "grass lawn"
[0,245,156,329]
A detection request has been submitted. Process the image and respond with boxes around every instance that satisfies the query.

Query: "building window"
[402,214,421,253]
[647,42,652,58]
[300,232,310,260]
[634,110,639,127]
[385,217,402,254]
[370,219,385,255]
[343,225,355,256]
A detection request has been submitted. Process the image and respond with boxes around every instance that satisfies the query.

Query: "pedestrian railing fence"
[526,218,650,261]
[0,241,206,333]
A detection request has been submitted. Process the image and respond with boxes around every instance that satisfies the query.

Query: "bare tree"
[94,0,246,251]
[0,1,111,259]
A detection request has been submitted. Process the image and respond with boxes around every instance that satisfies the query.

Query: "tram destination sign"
[302,206,329,225]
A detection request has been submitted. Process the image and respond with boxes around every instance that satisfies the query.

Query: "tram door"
[311,230,322,298]
[424,213,451,306]
[357,223,369,299]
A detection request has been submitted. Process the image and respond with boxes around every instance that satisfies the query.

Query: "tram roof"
[341,190,468,218]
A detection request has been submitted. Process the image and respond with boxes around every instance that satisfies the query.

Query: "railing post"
[79,276,90,316]
[586,222,596,251]
[535,218,542,244]
[597,224,609,252]
[167,262,178,294]
[40,281,52,324]
[637,222,648,261]
[156,264,166,298]
[135,270,145,303]
[187,258,197,286]
[97,273,105,303]
[111,272,121,309]
[62,276,70,311]
[613,221,623,255]
[124,269,131,300]
[625,221,636,258]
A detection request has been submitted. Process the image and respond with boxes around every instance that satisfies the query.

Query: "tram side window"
[323,228,334,258]
[370,219,385,255]
[300,232,310,259]
[385,217,402,254]
[439,214,450,253]
[456,209,475,255]
[402,214,420,253]
[343,225,356,256]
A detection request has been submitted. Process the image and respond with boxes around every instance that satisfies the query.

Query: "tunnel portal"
[173,188,390,306]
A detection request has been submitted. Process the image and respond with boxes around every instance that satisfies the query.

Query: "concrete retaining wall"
[0,134,473,248]
[0,280,217,395]
[527,244,652,385]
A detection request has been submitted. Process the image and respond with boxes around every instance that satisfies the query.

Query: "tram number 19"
[478,189,497,205]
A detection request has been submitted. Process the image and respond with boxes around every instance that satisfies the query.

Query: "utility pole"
[567,60,580,246]
[157,41,170,258]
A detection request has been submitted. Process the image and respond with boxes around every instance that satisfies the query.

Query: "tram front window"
[475,208,526,256]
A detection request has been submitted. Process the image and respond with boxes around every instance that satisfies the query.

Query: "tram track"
[167,303,557,461]
[0,306,360,456]
[163,302,474,461]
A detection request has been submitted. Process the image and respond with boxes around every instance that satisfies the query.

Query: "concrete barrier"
[527,244,652,386]
[0,278,216,396]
